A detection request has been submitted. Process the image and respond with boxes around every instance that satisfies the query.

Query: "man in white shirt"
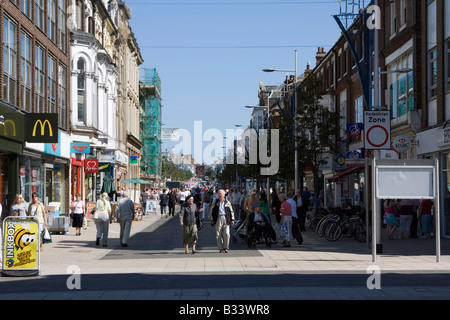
[179,189,187,205]
[230,188,241,220]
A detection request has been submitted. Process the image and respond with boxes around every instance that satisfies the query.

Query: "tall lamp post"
[263,50,299,191]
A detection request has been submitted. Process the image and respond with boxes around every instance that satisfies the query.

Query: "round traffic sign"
[366,125,389,148]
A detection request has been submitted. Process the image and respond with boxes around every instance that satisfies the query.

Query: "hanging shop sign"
[70,142,91,154]
[130,154,139,166]
[0,103,25,143]
[26,113,58,143]
[2,217,40,277]
[85,159,99,173]
[392,135,411,153]
[98,162,111,172]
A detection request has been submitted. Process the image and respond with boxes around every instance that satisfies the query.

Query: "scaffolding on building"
[139,68,162,182]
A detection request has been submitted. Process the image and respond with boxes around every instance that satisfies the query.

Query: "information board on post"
[364,111,391,150]
[2,217,40,277]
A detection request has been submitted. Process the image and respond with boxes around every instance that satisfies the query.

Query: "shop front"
[417,126,450,238]
[23,130,71,215]
[0,103,25,218]
[327,163,365,209]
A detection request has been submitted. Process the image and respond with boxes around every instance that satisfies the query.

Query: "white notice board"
[376,166,435,199]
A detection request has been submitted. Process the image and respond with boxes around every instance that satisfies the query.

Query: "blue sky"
[127,1,343,163]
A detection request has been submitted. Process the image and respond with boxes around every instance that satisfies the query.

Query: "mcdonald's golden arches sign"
[26,113,58,143]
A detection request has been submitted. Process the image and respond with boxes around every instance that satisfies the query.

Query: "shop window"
[19,157,43,203]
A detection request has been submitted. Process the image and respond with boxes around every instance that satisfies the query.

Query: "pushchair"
[232,219,246,244]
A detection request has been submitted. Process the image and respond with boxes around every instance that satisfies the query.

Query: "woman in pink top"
[384,199,399,240]
[279,193,292,247]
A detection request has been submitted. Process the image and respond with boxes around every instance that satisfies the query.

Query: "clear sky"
[127,0,344,164]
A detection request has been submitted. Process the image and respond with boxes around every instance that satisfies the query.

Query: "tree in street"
[296,76,342,206]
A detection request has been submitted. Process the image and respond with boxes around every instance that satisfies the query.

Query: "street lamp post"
[263,50,299,192]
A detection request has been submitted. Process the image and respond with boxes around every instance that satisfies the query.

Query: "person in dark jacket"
[168,188,177,217]
[209,189,235,253]
[179,195,202,254]
[247,205,276,244]
[159,189,169,218]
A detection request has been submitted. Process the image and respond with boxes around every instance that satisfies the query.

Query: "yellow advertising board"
[2,217,40,277]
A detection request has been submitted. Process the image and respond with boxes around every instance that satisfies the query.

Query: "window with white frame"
[48,55,56,113]
[58,0,66,52]
[35,44,45,113]
[390,1,397,35]
[447,40,450,92]
[354,95,364,124]
[3,16,17,107]
[21,0,32,19]
[429,49,437,99]
[400,0,407,27]
[59,64,67,129]
[35,0,44,31]
[48,0,56,42]
[20,31,32,112]
[77,58,86,123]
[340,100,347,139]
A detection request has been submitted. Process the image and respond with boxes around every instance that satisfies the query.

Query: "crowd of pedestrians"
[383,198,434,240]
[0,183,436,256]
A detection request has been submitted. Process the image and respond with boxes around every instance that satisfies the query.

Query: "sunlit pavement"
[1,209,450,300]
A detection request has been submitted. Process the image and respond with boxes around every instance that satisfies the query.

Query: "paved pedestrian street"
[1,207,450,306]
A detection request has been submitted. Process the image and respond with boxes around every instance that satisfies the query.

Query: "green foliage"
[161,156,193,182]
[296,76,342,194]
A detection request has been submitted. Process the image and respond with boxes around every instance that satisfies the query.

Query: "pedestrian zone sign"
[364,111,390,150]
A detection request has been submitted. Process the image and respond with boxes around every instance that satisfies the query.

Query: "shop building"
[112,0,144,202]
[416,0,450,238]
[69,0,119,203]
[1,0,71,215]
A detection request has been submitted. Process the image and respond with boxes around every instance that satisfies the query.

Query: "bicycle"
[324,215,367,242]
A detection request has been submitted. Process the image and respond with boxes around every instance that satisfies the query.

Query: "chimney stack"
[304,62,312,75]
[316,47,326,66]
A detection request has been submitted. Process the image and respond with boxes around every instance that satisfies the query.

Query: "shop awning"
[328,164,365,180]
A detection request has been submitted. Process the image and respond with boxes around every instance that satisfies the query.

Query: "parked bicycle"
[324,214,367,242]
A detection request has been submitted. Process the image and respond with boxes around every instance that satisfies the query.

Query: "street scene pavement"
[1,207,450,301]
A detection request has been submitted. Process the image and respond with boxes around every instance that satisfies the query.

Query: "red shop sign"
[85,159,99,173]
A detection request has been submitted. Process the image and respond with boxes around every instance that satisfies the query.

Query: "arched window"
[77,58,86,123]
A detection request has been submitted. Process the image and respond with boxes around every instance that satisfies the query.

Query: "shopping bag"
[82,215,87,230]
[280,223,289,241]
[42,228,52,244]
